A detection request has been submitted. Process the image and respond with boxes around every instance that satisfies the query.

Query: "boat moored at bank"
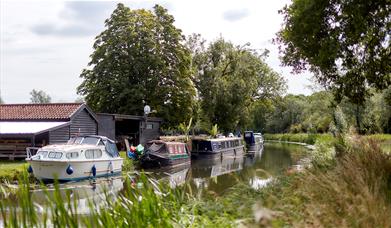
[244,131,264,152]
[191,137,244,159]
[139,140,191,168]
[26,135,123,182]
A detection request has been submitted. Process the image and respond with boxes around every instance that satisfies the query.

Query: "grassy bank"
[0,160,27,183]
[1,135,391,227]
[257,135,391,226]
[264,133,334,145]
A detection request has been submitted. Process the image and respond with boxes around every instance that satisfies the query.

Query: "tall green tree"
[30,89,51,104]
[78,4,196,127]
[191,38,286,133]
[276,0,390,104]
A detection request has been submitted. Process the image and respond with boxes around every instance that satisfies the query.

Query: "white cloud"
[0,0,312,104]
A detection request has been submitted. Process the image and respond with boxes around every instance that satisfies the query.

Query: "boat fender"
[66,164,74,175]
[92,165,97,177]
[127,151,137,160]
[27,165,33,173]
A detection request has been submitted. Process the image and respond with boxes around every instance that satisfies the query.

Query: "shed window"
[146,124,153,129]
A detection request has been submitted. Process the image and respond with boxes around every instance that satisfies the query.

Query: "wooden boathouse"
[0,103,163,159]
[97,113,163,149]
[0,103,98,159]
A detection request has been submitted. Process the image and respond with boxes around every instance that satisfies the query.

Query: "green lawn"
[0,160,28,182]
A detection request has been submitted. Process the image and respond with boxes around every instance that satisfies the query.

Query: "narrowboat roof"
[192,137,242,142]
[147,140,186,145]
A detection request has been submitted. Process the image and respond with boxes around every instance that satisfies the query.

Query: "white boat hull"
[28,158,123,182]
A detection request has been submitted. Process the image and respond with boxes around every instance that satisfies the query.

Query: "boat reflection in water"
[191,156,244,178]
[147,164,191,188]
[31,176,123,214]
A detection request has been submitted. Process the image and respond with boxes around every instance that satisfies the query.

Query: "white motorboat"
[26,135,123,182]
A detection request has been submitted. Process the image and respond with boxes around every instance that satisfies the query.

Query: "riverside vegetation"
[1,133,391,227]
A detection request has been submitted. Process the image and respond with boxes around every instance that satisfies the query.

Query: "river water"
[27,143,308,214]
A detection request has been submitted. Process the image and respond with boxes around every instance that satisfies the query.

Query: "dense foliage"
[78,4,196,127]
[78,4,286,131]
[250,89,391,134]
[29,89,52,104]
[275,0,391,104]
[189,36,286,133]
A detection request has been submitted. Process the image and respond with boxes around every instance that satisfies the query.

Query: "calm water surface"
[27,143,308,213]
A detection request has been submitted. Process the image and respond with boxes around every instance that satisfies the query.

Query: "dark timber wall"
[97,114,116,140]
[49,125,70,144]
[70,109,97,137]
[140,121,161,145]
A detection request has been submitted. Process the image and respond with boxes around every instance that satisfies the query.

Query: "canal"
[28,143,309,214]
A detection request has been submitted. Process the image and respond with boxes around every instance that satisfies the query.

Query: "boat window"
[94,149,102,158]
[176,145,181,153]
[81,137,99,145]
[37,151,48,158]
[85,150,93,159]
[48,152,63,159]
[85,149,102,159]
[98,140,105,146]
[66,152,79,159]
[74,137,84,144]
[67,137,76,144]
[244,132,252,138]
[179,145,184,153]
[105,141,119,157]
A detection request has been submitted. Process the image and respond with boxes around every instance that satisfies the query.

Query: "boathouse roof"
[0,103,97,121]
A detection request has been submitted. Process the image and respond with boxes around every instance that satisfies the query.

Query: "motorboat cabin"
[26,135,123,182]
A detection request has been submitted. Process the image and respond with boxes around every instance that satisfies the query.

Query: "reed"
[255,135,391,227]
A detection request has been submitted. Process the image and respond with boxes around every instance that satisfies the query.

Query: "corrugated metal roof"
[0,103,83,120]
[0,121,68,134]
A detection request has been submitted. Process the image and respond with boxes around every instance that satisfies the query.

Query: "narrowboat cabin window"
[48,152,63,159]
[66,152,79,159]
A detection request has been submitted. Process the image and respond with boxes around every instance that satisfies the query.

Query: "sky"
[0,0,313,104]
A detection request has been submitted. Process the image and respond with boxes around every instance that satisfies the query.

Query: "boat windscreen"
[105,141,119,157]
[81,137,99,145]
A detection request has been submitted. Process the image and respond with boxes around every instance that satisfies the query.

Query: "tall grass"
[0,173,187,227]
[256,135,391,227]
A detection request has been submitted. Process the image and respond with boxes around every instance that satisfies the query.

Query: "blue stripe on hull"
[38,171,122,183]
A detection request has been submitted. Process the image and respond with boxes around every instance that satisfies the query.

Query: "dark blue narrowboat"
[191,137,244,159]
[244,131,264,152]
